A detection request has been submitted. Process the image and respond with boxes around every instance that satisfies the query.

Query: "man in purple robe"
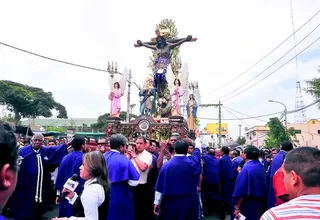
[231,149,243,179]
[267,141,293,208]
[154,136,202,220]
[219,146,234,214]
[233,146,267,220]
[104,134,140,220]
[201,149,224,219]
[54,136,85,218]
[11,134,69,220]
[0,121,19,220]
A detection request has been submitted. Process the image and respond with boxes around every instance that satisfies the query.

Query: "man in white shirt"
[128,136,153,220]
[261,147,320,219]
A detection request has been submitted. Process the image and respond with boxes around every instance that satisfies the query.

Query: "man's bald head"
[208,148,215,155]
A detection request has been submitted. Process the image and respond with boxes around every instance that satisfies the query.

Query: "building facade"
[245,125,269,147]
[288,119,320,147]
[20,118,98,132]
[245,120,320,147]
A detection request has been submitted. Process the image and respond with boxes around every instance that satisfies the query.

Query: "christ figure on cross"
[135,29,197,98]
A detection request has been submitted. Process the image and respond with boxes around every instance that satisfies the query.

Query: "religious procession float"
[105,19,201,141]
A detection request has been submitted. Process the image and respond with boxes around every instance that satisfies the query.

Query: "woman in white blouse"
[52,151,110,220]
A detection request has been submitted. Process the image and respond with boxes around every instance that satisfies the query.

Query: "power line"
[210,22,320,103]
[197,98,319,121]
[223,106,268,123]
[0,41,110,73]
[221,34,320,103]
[197,111,282,121]
[222,106,251,127]
[287,98,320,114]
[0,41,142,89]
[202,9,320,98]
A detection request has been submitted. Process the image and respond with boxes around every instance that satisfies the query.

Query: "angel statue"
[170,78,184,116]
[135,29,197,98]
[167,63,189,117]
[108,68,128,117]
[139,76,156,116]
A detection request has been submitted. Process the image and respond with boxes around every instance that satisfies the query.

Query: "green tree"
[1,114,14,123]
[236,136,246,145]
[305,76,320,107]
[264,117,294,148]
[0,80,68,126]
[46,126,67,133]
[69,118,76,129]
[148,19,182,75]
[91,111,138,131]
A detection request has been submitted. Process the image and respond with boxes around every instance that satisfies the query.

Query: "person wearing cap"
[11,133,70,220]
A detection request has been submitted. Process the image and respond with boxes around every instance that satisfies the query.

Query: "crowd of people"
[0,120,320,220]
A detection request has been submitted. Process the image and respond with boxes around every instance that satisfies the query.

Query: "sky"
[1,0,320,138]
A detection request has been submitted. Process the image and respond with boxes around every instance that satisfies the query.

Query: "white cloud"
[0,0,320,138]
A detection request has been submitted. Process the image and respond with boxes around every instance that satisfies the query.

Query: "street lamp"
[268,100,287,131]
[130,103,136,114]
[107,61,118,78]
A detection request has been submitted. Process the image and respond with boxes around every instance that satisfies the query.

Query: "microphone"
[59,174,79,201]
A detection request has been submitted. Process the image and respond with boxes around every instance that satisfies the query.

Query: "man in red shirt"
[273,164,290,206]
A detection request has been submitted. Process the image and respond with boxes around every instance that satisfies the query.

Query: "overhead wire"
[210,22,320,103]
[0,41,142,89]
[197,98,319,121]
[0,41,109,73]
[222,106,251,127]
[202,8,320,98]
[220,34,320,103]
[196,111,282,121]
[223,106,268,123]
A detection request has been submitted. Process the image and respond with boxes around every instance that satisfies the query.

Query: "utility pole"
[238,124,242,137]
[199,101,223,145]
[218,101,222,146]
[126,70,132,122]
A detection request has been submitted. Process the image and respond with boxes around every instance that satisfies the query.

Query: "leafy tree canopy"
[91,111,138,131]
[0,80,68,125]
[305,76,320,108]
[264,117,295,149]
[236,136,246,145]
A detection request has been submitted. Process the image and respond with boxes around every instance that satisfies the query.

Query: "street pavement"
[7,204,229,220]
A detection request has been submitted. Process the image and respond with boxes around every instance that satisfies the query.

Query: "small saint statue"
[186,94,198,131]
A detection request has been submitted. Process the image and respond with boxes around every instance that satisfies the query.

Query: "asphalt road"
[8,205,230,220]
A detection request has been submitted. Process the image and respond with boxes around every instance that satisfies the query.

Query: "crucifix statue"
[134,29,197,98]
